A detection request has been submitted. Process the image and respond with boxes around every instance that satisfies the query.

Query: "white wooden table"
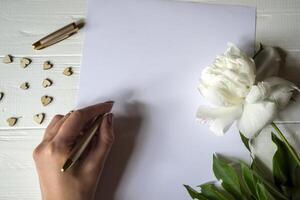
[0,0,300,199]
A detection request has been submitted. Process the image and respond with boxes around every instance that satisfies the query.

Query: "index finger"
[54,101,114,144]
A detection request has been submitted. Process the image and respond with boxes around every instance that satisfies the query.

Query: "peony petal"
[254,47,282,82]
[263,77,299,109]
[197,105,242,136]
[198,43,256,107]
[269,86,295,109]
[226,43,256,85]
[209,117,237,136]
[236,58,256,86]
[237,101,277,138]
[225,43,242,56]
[246,82,270,103]
[198,81,234,106]
[249,125,277,172]
[198,80,246,106]
[263,76,298,88]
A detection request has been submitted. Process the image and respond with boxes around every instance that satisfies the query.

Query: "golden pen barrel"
[61,116,103,172]
[33,22,79,50]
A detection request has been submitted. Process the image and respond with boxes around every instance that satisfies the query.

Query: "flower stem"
[271,122,300,166]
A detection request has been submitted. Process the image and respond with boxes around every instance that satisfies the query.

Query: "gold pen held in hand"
[33,20,84,50]
[61,115,103,172]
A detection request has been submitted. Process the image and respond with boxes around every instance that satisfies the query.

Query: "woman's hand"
[33,101,114,200]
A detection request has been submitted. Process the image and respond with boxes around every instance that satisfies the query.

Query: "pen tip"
[32,41,42,50]
[61,158,73,172]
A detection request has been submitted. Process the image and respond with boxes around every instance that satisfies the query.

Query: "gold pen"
[32,20,85,50]
[61,115,103,172]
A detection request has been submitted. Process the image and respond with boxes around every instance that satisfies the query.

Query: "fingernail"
[65,110,74,116]
[105,100,114,105]
[107,113,113,125]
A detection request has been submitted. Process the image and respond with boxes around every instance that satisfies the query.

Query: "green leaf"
[184,185,209,200]
[293,167,300,187]
[241,163,257,198]
[281,187,300,199]
[256,183,276,200]
[200,184,235,200]
[251,157,273,184]
[272,132,298,188]
[240,132,250,151]
[251,159,289,200]
[213,155,242,199]
[272,132,289,186]
[291,188,300,200]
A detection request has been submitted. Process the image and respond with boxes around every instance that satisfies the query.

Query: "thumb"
[84,113,114,172]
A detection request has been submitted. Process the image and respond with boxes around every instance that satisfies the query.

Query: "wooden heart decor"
[41,95,53,106]
[1,56,75,126]
[20,82,30,90]
[34,113,45,124]
[63,67,73,76]
[20,57,31,68]
[7,117,18,127]
[42,78,53,88]
[43,61,53,70]
[3,54,13,64]
[0,92,3,101]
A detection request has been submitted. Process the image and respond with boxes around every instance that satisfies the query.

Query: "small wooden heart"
[63,67,73,76]
[7,117,17,127]
[42,78,52,88]
[34,113,45,124]
[20,57,31,68]
[41,95,53,106]
[43,61,53,70]
[3,54,13,64]
[20,82,30,90]
[0,92,3,101]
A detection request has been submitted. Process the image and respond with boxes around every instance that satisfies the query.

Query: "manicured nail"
[107,113,113,125]
[64,110,73,117]
[105,100,114,104]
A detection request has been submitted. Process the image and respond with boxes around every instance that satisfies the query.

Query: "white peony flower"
[197,43,299,138]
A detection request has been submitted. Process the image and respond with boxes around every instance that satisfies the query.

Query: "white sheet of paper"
[78,1,256,199]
